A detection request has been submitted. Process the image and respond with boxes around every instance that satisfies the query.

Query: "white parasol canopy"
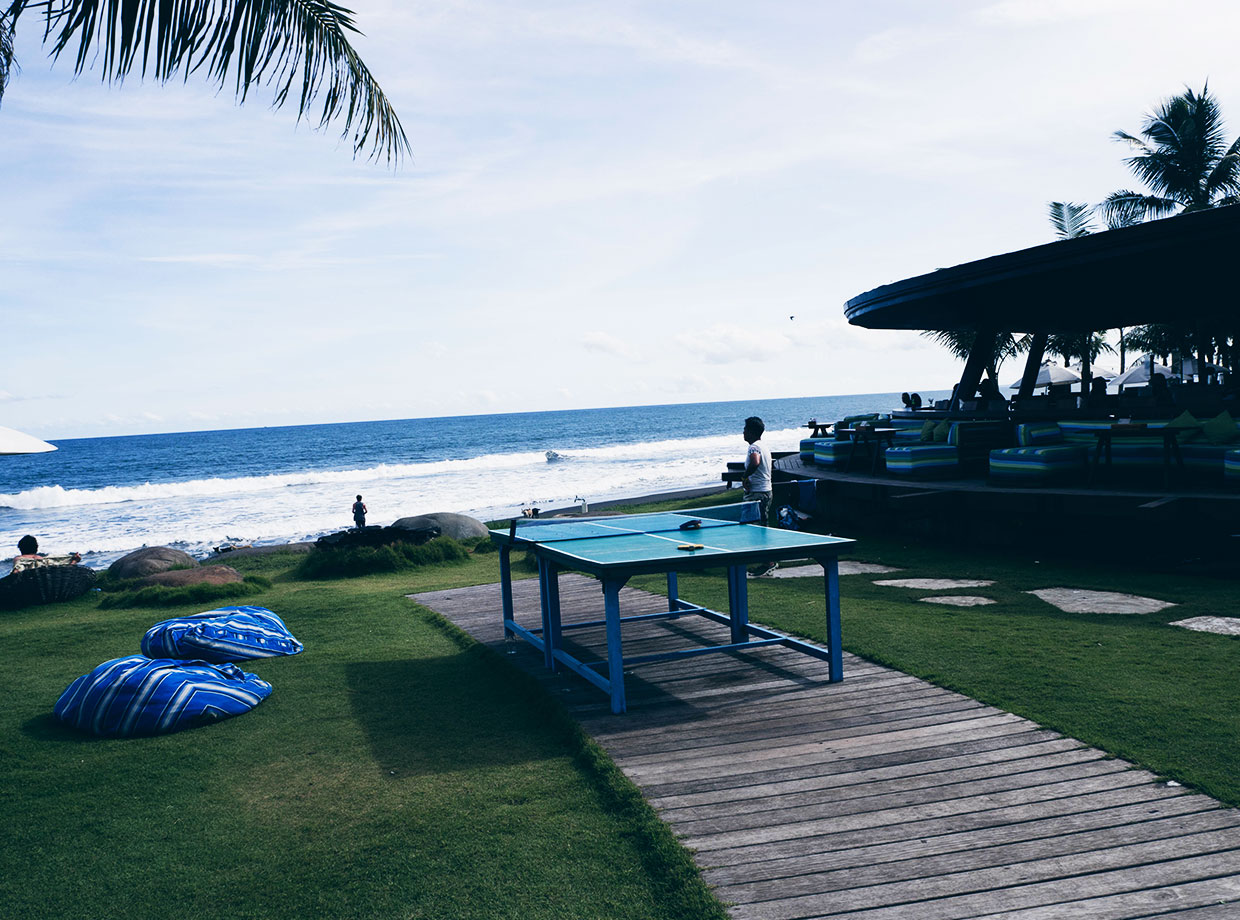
[1110,356,1179,388]
[1006,363,1080,390]
[1071,364,1118,380]
[0,425,57,455]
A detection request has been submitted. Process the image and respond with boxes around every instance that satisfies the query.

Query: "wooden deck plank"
[411,577,1240,920]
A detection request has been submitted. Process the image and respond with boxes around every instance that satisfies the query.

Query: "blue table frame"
[490,506,855,713]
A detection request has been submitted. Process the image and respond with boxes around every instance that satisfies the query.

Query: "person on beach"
[352,495,368,530]
[12,535,81,573]
[742,417,776,577]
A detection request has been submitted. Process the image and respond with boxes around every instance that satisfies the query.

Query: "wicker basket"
[0,564,97,610]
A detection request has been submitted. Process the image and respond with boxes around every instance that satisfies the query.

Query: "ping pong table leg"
[820,555,843,682]
[537,557,562,672]
[601,577,627,713]
[499,545,514,639]
[726,564,748,644]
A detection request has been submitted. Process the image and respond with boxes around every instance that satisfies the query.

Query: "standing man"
[742,416,776,576]
[352,495,368,530]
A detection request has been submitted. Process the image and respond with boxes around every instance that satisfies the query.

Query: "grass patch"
[0,548,726,920]
[294,536,471,580]
[97,575,273,609]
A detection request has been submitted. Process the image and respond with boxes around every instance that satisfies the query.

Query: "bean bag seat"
[141,606,303,663]
[0,563,96,611]
[54,656,272,737]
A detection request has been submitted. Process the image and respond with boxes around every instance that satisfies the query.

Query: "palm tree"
[1101,84,1240,225]
[0,0,407,163]
[920,329,1027,382]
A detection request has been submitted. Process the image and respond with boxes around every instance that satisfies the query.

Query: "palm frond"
[0,10,14,98]
[1100,190,1178,226]
[3,0,408,164]
[1047,201,1095,239]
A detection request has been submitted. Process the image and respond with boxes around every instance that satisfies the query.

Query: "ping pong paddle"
[677,543,704,551]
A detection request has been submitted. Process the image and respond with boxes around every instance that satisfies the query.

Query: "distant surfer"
[352,495,367,530]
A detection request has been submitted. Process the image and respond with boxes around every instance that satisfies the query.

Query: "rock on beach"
[392,513,488,541]
[137,565,243,588]
[109,547,197,580]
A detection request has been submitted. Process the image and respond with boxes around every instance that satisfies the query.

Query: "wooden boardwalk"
[413,576,1240,919]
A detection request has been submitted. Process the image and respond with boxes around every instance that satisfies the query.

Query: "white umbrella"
[0,425,57,455]
[1071,364,1118,380]
[1110,356,1179,388]
[1006,363,1081,390]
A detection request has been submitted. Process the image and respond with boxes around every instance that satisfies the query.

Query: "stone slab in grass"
[919,595,997,607]
[874,578,996,590]
[1171,616,1240,636]
[1026,587,1175,614]
[769,561,901,578]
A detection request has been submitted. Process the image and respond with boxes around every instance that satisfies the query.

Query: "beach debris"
[109,546,198,580]
[1169,616,1240,636]
[1025,588,1175,615]
[874,578,996,590]
[919,595,997,607]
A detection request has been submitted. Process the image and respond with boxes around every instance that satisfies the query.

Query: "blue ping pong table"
[490,503,856,713]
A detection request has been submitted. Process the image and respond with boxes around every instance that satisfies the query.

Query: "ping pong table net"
[506,502,763,544]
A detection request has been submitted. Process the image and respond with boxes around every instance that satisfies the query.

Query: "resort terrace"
[776,207,1240,560]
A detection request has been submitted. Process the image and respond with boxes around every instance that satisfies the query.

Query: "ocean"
[1,391,944,569]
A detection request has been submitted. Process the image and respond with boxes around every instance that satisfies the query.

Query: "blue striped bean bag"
[142,606,303,663]
[54,656,272,737]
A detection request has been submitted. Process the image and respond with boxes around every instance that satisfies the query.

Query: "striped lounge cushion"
[1225,450,1240,487]
[142,606,304,663]
[812,440,851,469]
[54,656,272,737]
[884,444,958,477]
[990,445,1088,482]
[1015,423,1064,447]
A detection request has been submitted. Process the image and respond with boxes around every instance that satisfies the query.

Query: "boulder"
[316,525,439,549]
[136,565,243,588]
[109,547,198,580]
[392,513,488,541]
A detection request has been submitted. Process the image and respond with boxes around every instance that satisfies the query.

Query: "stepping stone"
[919,595,997,607]
[873,578,995,590]
[1171,616,1240,636]
[1026,587,1175,615]
[769,561,901,578]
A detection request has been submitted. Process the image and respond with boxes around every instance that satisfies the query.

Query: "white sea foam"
[1,426,806,568]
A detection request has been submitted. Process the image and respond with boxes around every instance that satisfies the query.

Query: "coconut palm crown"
[1102,84,1240,225]
[0,0,408,164]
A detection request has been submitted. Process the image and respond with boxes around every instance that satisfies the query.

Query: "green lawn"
[3,500,1239,919]
[0,549,726,920]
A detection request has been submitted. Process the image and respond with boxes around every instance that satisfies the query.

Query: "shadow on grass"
[346,654,555,776]
[21,713,104,743]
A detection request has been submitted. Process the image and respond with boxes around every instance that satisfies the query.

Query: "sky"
[4,0,1240,439]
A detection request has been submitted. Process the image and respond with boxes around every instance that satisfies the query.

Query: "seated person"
[901,392,912,409]
[11,535,81,574]
[909,392,923,409]
[1088,375,1109,408]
